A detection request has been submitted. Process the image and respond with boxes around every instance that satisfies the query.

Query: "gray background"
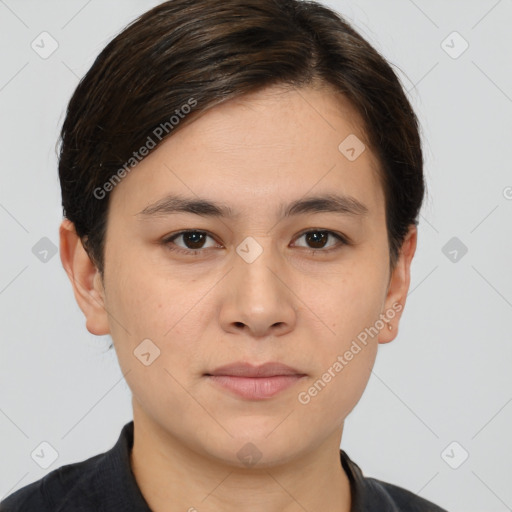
[1,1,511,510]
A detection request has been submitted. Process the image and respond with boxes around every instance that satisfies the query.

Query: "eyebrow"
[137,192,369,219]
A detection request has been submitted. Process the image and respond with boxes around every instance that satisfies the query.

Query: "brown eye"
[305,231,329,249]
[293,230,348,252]
[164,230,219,255]
[163,228,348,257]
[178,231,208,249]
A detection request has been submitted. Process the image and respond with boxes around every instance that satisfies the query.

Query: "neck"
[129,404,352,512]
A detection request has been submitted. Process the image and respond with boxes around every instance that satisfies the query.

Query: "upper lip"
[205,362,306,378]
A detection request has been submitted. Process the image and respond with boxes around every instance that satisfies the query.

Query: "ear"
[59,219,110,336]
[378,224,418,344]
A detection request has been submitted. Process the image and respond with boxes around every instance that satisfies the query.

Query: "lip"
[206,362,304,378]
[204,362,307,400]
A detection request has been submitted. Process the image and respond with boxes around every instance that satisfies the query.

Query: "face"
[64,84,416,468]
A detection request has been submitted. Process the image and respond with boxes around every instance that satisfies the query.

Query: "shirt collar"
[341,449,402,512]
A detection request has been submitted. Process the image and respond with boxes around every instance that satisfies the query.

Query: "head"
[59,0,423,467]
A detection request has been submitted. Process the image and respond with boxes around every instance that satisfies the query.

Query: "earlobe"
[59,219,110,336]
[378,225,418,344]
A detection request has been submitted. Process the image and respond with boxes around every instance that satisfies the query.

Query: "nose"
[218,239,298,338]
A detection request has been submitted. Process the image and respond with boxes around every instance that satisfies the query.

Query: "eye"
[292,229,348,253]
[162,228,349,257]
[163,230,219,255]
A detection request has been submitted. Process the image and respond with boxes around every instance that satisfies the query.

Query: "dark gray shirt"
[0,421,448,511]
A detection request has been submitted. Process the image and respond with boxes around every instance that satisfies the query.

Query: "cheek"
[305,257,388,337]
[103,252,210,379]
[292,334,377,445]
[106,271,165,338]
[295,257,385,420]
[104,242,184,336]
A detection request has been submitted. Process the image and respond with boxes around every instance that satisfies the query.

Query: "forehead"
[108,84,385,220]
[183,83,372,156]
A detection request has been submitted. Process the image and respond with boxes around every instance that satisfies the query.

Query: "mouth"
[204,362,307,400]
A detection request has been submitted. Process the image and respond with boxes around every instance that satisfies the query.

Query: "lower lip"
[206,375,306,400]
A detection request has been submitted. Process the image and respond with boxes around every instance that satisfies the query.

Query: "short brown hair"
[58,0,424,275]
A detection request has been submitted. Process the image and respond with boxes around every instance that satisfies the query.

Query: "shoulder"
[1,421,149,512]
[340,450,449,512]
[0,451,106,512]
[0,477,47,512]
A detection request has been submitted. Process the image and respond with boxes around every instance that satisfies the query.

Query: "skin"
[60,84,417,512]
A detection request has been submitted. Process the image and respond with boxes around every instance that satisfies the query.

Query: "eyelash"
[161,229,350,257]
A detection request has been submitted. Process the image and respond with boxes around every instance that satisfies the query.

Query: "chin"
[203,429,304,469]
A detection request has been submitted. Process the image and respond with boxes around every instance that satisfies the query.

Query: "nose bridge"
[234,234,281,297]
[219,233,297,336]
